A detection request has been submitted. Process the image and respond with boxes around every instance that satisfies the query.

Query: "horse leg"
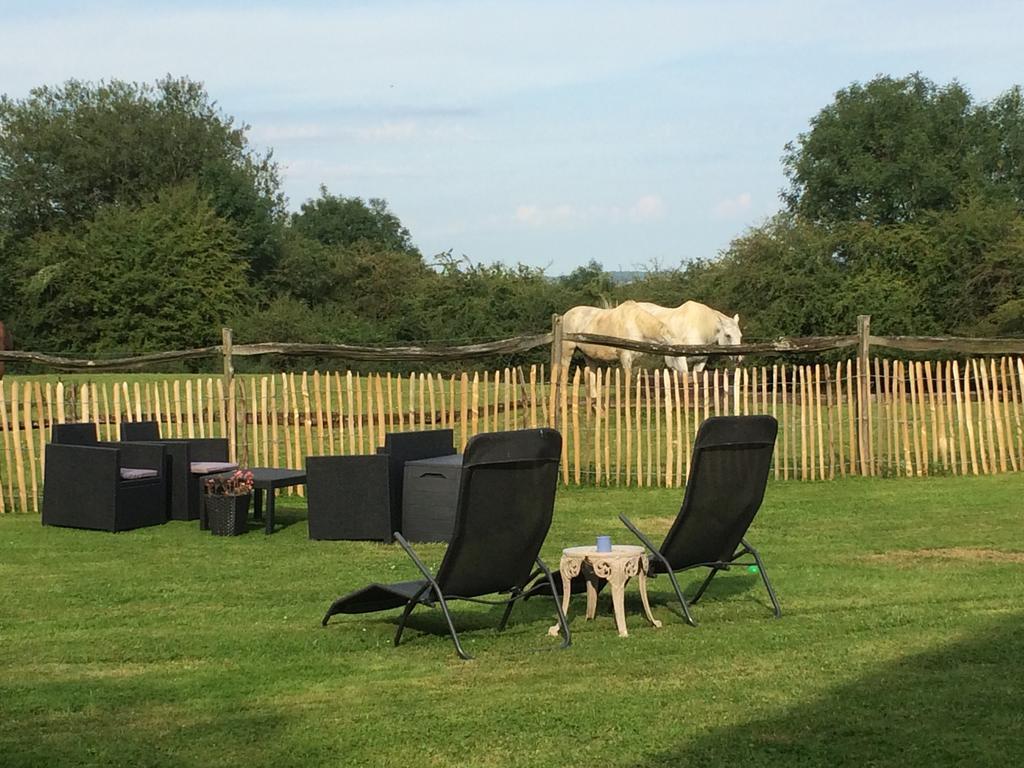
[558,342,577,394]
[620,353,636,396]
[665,356,688,375]
[574,353,599,404]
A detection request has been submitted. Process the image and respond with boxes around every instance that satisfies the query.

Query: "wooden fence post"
[549,314,564,429]
[222,326,236,461]
[857,315,871,476]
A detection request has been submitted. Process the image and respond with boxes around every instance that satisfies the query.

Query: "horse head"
[716,313,743,364]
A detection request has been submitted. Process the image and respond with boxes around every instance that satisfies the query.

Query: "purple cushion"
[120,467,159,481]
[190,461,238,475]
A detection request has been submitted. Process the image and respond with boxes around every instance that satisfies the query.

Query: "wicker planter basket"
[205,493,251,536]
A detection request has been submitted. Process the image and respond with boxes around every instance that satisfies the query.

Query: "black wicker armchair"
[306,429,455,541]
[42,423,167,532]
[120,421,235,521]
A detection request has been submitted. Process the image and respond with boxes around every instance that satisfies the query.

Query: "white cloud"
[514,203,583,228]
[628,194,666,221]
[4,0,1023,275]
[354,121,419,142]
[247,123,328,143]
[713,192,752,219]
[248,119,475,149]
[4,1,1018,111]
[281,159,419,183]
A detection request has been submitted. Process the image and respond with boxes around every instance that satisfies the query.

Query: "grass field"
[2,476,1023,766]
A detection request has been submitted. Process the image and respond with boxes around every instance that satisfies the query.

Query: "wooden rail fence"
[2,356,1023,513]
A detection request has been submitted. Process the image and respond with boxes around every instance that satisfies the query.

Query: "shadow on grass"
[236,508,305,534]
[640,571,773,622]
[1,676,292,768]
[266,509,306,532]
[388,573,765,648]
[364,592,567,649]
[632,612,1024,767]
[549,570,765,624]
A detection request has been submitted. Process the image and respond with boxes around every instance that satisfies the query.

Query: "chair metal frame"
[620,415,782,626]
[618,518,780,626]
[322,428,570,660]
[389,532,569,660]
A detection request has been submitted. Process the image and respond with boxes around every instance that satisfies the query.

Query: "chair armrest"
[394,533,441,588]
[619,513,673,575]
[45,443,119,495]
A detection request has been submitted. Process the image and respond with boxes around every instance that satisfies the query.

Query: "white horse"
[634,300,743,373]
[560,301,675,382]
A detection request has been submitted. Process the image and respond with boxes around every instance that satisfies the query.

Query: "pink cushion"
[120,467,159,481]
[190,461,238,475]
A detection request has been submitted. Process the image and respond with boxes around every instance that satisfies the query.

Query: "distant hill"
[551,270,645,284]
[607,270,643,284]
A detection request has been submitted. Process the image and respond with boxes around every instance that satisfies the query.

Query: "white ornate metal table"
[547,544,662,638]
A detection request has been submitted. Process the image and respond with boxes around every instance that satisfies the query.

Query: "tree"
[767,73,1024,338]
[708,215,844,338]
[559,260,616,306]
[619,260,723,311]
[0,76,283,275]
[410,253,560,343]
[974,86,1024,208]
[264,231,431,342]
[290,188,419,255]
[783,74,988,225]
[15,184,250,353]
[0,230,16,320]
[921,198,1024,335]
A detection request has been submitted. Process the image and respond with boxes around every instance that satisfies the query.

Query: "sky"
[2,0,1024,275]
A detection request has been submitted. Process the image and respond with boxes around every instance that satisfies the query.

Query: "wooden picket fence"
[1,357,1023,514]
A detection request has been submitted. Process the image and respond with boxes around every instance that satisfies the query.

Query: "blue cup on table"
[596,535,612,553]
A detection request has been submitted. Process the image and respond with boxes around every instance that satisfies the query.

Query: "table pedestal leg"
[609,580,628,636]
[264,489,275,535]
[589,556,634,637]
[253,489,263,520]
[585,571,599,620]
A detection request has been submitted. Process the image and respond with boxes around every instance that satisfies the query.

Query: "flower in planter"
[204,469,255,497]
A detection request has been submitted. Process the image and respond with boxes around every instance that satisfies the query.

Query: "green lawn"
[2,476,1023,766]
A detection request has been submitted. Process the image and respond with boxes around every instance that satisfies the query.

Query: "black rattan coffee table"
[200,467,307,535]
[250,468,307,534]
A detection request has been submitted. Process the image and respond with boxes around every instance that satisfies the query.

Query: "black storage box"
[401,454,463,542]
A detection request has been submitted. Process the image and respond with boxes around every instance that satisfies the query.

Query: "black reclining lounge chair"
[42,423,167,532]
[322,428,570,660]
[619,415,782,626]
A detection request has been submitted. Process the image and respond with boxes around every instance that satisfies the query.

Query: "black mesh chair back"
[657,416,777,571]
[52,423,99,445]
[120,421,161,441]
[434,429,561,598]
